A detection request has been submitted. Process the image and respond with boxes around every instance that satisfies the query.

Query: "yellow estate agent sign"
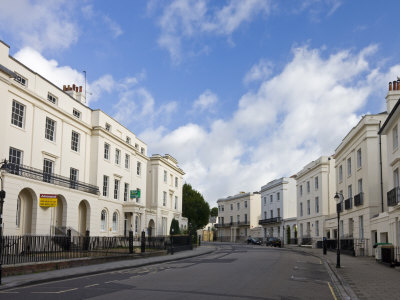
[39,194,58,207]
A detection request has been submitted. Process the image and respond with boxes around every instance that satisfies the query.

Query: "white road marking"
[84,283,99,288]
[31,287,78,294]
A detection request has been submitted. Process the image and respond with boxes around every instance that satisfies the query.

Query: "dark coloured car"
[266,237,281,247]
[247,237,262,245]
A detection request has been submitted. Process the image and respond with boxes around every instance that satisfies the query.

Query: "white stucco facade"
[259,177,297,242]
[0,40,185,237]
[327,113,388,256]
[296,156,336,246]
[216,192,261,242]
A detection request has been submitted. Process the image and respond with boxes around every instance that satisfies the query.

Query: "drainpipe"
[379,121,384,213]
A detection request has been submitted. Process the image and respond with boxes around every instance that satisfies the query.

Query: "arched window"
[112,212,118,232]
[101,210,107,231]
[16,196,21,228]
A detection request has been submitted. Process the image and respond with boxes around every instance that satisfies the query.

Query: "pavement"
[0,246,216,290]
[286,244,400,300]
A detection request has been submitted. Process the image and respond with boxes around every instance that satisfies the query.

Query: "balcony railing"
[258,217,282,225]
[387,187,400,207]
[215,223,231,228]
[344,197,352,210]
[232,221,249,227]
[2,161,99,195]
[354,193,363,206]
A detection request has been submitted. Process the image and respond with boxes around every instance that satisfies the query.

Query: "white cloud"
[0,0,79,51]
[192,90,218,113]
[81,4,123,39]
[141,45,397,207]
[155,0,270,63]
[103,15,123,38]
[243,59,273,85]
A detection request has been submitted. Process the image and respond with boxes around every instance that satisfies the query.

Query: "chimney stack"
[63,83,86,104]
[386,78,400,113]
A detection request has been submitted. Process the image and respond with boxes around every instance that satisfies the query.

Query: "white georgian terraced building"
[0,40,186,237]
[216,192,261,242]
[296,156,336,246]
[259,177,297,243]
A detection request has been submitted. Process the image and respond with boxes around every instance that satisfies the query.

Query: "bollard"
[170,235,174,255]
[67,229,72,251]
[129,230,134,254]
[141,230,145,253]
[198,235,201,246]
[323,238,327,255]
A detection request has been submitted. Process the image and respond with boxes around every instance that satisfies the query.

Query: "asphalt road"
[0,244,337,299]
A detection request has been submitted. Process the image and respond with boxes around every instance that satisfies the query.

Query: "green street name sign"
[130,189,141,199]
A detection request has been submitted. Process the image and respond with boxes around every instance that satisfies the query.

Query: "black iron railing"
[354,193,363,206]
[2,161,99,195]
[344,197,352,210]
[387,187,400,207]
[0,234,192,266]
[258,217,282,225]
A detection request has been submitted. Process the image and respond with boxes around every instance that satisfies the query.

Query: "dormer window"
[126,137,131,144]
[135,143,139,149]
[141,147,145,154]
[73,108,81,119]
[105,123,111,132]
[14,73,27,86]
[47,93,57,104]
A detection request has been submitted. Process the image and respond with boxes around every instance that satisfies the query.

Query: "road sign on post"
[130,189,141,199]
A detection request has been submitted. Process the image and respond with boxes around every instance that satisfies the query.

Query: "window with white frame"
[315,197,319,213]
[141,147,145,154]
[339,165,343,182]
[307,200,310,215]
[105,123,111,131]
[277,208,280,218]
[114,179,120,200]
[126,136,131,144]
[237,215,240,222]
[125,154,130,169]
[45,117,56,141]
[175,196,178,209]
[348,184,352,198]
[11,100,25,128]
[230,204,233,210]
[221,205,224,211]
[315,176,319,190]
[394,169,399,188]
[300,185,303,196]
[43,159,54,183]
[135,143,139,149]
[237,203,240,210]
[47,92,57,104]
[70,168,78,189]
[104,143,110,160]
[270,195,273,202]
[164,170,167,182]
[72,108,81,119]
[358,178,363,194]
[270,210,273,218]
[244,214,248,223]
[244,201,247,208]
[112,212,118,232]
[163,191,167,206]
[277,192,280,201]
[137,161,141,175]
[347,158,352,176]
[307,181,310,193]
[115,149,120,165]
[357,148,362,168]
[316,220,319,236]
[9,147,23,165]
[263,197,266,205]
[101,210,107,231]
[14,73,27,86]
[136,188,140,203]
[175,177,178,187]
[124,183,129,201]
[103,175,109,197]
[230,216,233,223]
[264,211,267,219]
[71,131,80,152]
[393,125,399,150]
[359,215,364,239]
[300,203,303,216]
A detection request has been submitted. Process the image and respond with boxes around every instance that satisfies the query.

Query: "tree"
[182,183,210,230]
[210,207,218,217]
[170,218,181,235]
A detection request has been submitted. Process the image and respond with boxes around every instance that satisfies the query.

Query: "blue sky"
[1,0,400,207]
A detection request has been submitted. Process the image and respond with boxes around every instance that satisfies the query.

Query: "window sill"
[10,123,26,132]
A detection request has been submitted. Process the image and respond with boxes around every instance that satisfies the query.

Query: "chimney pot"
[79,86,82,93]
[393,81,397,91]
[389,82,392,91]
[72,84,76,91]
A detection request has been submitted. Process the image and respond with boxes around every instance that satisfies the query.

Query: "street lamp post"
[334,192,343,268]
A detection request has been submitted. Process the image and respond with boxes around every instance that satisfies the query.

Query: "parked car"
[247,237,262,245]
[266,237,281,247]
